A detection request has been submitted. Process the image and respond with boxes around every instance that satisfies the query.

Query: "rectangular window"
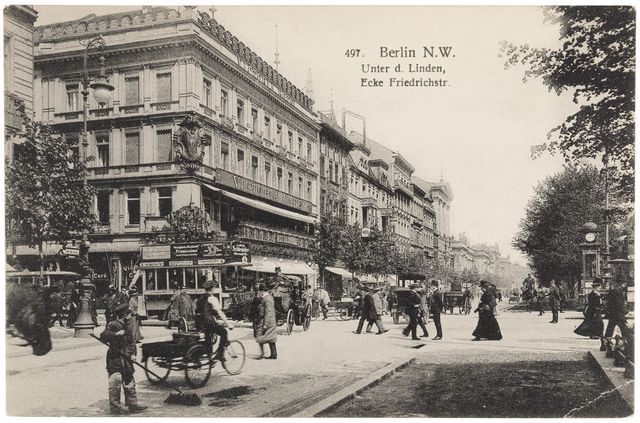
[127,190,141,225]
[287,172,293,194]
[221,89,229,116]
[237,99,245,124]
[307,181,312,200]
[124,76,139,105]
[97,191,110,224]
[125,130,140,164]
[298,177,303,196]
[288,131,293,151]
[158,187,173,217]
[277,167,283,190]
[156,72,172,103]
[335,163,339,184]
[251,108,258,132]
[251,156,258,180]
[95,132,109,167]
[66,83,80,111]
[265,161,271,185]
[298,137,303,157]
[221,142,229,170]
[307,143,312,161]
[156,129,172,162]
[202,77,212,107]
[203,133,212,165]
[237,149,244,175]
[264,116,271,138]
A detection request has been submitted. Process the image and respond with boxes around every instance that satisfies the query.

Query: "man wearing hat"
[402,283,423,340]
[430,280,444,340]
[268,266,289,288]
[314,284,330,320]
[99,302,147,415]
[195,280,234,361]
[604,279,629,339]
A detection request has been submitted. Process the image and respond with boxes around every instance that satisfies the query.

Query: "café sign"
[216,169,313,213]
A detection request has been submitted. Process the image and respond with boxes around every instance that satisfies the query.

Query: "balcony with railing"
[5,92,23,130]
[235,221,314,250]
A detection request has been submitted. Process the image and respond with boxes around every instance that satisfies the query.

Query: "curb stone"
[291,355,417,417]
[587,350,634,411]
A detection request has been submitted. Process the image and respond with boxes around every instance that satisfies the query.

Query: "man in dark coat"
[401,283,422,340]
[604,280,629,338]
[67,282,82,328]
[195,280,234,360]
[575,284,604,339]
[548,280,561,323]
[49,286,66,327]
[430,280,444,340]
[99,302,147,415]
[106,285,129,324]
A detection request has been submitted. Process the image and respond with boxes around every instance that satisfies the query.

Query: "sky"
[33,4,579,266]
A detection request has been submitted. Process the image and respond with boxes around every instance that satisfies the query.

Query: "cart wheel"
[286,309,294,335]
[303,304,312,331]
[221,340,246,375]
[143,355,171,385]
[393,312,399,324]
[338,306,351,321]
[184,344,212,388]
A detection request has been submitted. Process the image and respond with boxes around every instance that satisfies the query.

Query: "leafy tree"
[340,223,366,278]
[166,204,212,242]
[312,215,349,283]
[5,104,97,273]
[360,226,396,277]
[500,6,635,201]
[512,165,622,295]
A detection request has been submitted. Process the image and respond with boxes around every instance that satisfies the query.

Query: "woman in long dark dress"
[574,287,604,339]
[472,283,503,341]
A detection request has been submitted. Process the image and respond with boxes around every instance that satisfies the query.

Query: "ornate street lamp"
[74,35,114,338]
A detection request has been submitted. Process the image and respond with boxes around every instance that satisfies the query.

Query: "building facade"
[4,5,38,159]
[30,7,320,306]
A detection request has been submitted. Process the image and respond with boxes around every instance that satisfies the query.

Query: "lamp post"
[74,35,114,338]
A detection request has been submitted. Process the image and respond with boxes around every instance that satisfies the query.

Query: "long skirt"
[473,311,503,340]
[574,310,603,337]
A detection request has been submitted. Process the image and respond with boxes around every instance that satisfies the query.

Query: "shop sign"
[216,169,313,213]
[142,245,171,260]
[61,248,80,257]
[198,258,225,265]
[231,241,250,255]
[169,260,194,266]
[140,261,166,269]
[200,242,225,258]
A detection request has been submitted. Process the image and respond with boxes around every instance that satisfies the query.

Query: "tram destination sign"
[141,241,251,264]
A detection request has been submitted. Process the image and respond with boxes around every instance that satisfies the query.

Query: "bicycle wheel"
[184,344,212,388]
[143,355,171,385]
[303,304,311,331]
[221,340,246,375]
[338,306,351,321]
[286,309,294,335]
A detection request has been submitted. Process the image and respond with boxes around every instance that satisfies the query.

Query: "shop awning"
[89,241,141,253]
[203,184,317,224]
[245,257,315,275]
[325,266,353,278]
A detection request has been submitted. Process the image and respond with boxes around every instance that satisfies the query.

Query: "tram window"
[171,269,184,289]
[157,269,168,290]
[145,270,156,290]
[185,268,196,290]
[197,268,208,288]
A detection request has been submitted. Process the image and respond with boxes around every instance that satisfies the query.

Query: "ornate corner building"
[27,6,321,303]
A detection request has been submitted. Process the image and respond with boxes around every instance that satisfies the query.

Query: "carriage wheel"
[221,340,246,376]
[286,309,294,335]
[338,306,351,321]
[143,356,171,385]
[303,304,312,331]
[184,344,212,388]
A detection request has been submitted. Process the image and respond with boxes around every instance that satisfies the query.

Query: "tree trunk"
[38,241,44,279]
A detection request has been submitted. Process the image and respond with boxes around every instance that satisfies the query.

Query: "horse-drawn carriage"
[271,276,312,334]
[443,279,472,315]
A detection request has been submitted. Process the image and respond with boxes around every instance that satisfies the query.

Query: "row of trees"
[504,6,634,294]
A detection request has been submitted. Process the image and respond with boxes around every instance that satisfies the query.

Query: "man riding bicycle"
[195,279,234,361]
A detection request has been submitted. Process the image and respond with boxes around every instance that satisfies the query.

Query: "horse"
[6,283,53,356]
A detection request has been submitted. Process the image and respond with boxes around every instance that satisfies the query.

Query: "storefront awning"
[203,184,317,224]
[246,257,316,275]
[325,266,353,278]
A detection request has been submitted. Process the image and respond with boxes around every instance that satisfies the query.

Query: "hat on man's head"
[480,280,488,286]
[430,279,440,287]
[203,280,215,290]
[275,266,282,272]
